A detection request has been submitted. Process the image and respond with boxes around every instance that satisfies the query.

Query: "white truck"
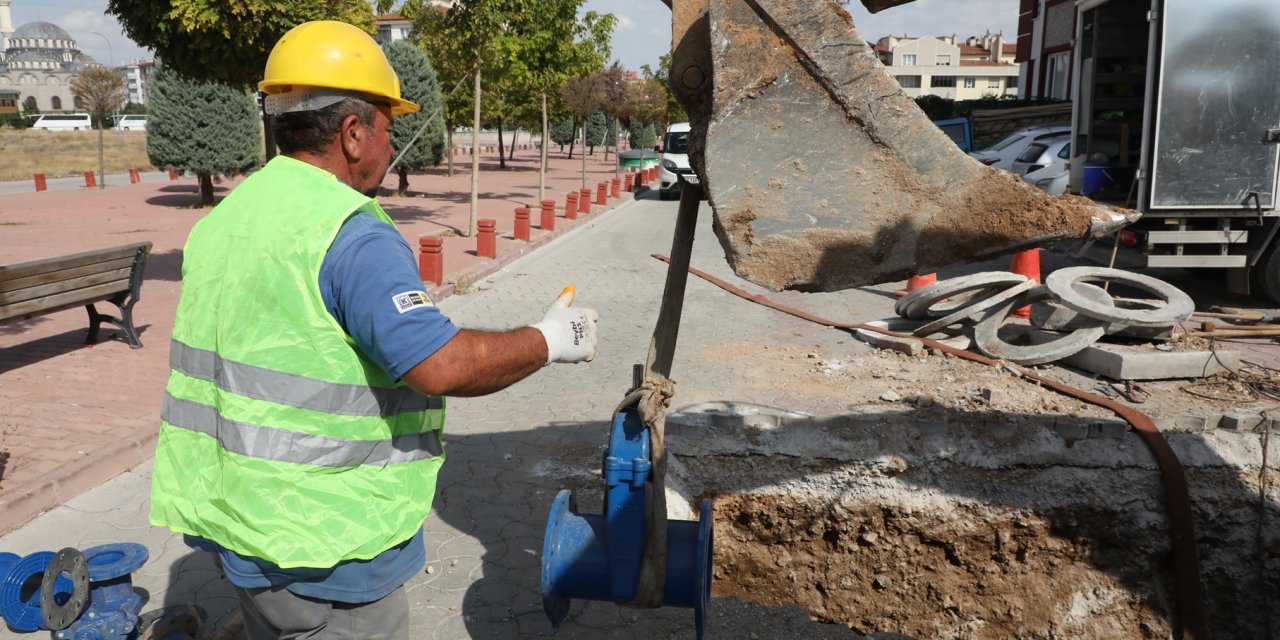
[1066,0,1280,299]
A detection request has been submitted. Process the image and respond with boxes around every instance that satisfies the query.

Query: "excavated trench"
[663,404,1280,639]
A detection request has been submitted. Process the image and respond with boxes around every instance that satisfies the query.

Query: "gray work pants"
[231,583,410,640]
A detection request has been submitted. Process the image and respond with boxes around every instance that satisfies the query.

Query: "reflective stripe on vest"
[162,393,443,467]
[169,339,441,417]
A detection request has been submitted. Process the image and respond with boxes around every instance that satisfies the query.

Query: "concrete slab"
[1057,342,1241,380]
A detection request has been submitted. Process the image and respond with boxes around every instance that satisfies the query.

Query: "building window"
[896,75,921,88]
[52,96,62,110]
[963,77,976,88]
[930,76,956,88]
[988,77,1001,88]
[1045,51,1070,100]
[901,53,917,66]
[936,54,952,66]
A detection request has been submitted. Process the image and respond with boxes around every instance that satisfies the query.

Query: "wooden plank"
[0,281,133,322]
[0,242,150,282]
[1147,230,1248,244]
[0,268,131,306]
[0,257,135,294]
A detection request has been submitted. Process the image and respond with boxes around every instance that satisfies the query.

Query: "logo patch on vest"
[392,290,434,313]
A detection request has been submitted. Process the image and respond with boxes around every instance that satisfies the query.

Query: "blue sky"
[9,0,1019,74]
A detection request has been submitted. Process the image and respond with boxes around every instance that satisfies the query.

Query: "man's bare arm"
[402,327,547,397]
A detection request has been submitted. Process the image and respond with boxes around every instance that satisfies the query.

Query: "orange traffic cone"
[894,272,937,299]
[1010,249,1041,318]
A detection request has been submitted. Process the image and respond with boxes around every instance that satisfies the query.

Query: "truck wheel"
[1253,242,1280,303]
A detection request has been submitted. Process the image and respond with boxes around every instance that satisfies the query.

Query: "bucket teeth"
[675,0,1136,292]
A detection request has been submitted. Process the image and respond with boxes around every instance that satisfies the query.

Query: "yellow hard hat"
[259,20,420,116]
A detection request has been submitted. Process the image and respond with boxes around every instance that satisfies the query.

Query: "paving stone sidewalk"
[0,148,636,535]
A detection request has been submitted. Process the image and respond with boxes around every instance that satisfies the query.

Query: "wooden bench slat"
[0,242,152,282]
[0,280,136,322]
[0,257,136,295]
[0,267,132,307]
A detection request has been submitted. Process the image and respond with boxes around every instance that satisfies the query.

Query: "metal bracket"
[1265,128,1280,144]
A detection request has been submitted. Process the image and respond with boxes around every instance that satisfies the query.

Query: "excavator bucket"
[668,0,1136,292]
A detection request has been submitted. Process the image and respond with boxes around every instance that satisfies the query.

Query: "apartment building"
[873,33,1020,99]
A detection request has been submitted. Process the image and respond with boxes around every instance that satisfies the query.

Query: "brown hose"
[654,254,1206,640]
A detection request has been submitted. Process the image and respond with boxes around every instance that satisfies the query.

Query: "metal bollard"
[541,404,713,638]
[596,182,607,206]
[84,171,96,188]
[563,193,577,222]
[579,188,592,215]
[541,199,557,230]
[418,237,443,285]
[477,219,497,259]
[34,173,47,192]
[611,177,621,199]
[515,207,531,241]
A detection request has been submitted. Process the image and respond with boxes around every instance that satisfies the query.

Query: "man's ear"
[340,114,364,160]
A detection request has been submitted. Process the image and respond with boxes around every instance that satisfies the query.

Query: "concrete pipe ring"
[1044,267,1194,328]
[912,278,1037,337]
[972,285,1105,366]
[896,272,1031,320]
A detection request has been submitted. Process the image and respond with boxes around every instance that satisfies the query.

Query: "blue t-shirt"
[187,210,460,603]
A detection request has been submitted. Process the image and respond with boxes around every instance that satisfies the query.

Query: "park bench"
[0,242,152,349]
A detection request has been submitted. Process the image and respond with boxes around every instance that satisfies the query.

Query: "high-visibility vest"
[150,156,446,569]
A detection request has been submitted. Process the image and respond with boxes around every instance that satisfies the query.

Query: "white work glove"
[531,286,599,365]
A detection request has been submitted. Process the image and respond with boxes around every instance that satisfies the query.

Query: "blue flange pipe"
[0,551,76,633]
[541,406,714,638]
[55,543,149,640]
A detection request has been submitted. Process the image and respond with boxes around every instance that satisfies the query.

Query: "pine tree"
[584,110,607,155]
[550,115,575,151]
[383,40,445,197]
[629,120,657,150]
[146,64,259,206]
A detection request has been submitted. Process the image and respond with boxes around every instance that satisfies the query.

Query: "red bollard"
[579,187,592,214]
[542,199,558,230]
[168,169,179,181]
[542,199,558,232]
[477,219,497,259]
[419,236,444,285]
[564,192,578,221]
[636,168,647,187]
[624,173,633,192]
[514,207,531,241]
[84,171,96,188]
[33,173,47,192]
[129,168,140,184]
[596,182,607,206]
[611,177,621,199]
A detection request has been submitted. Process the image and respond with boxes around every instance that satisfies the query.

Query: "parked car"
[658,122,696,200]
[29,113,92,131]
[1023,163,1070,195]
[968,124,1071,170]
[113,114,147,131]
[1011,135,1071,178]
[932,116,973,152]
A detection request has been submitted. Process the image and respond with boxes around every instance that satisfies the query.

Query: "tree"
[640,53,687,132]
[584,110,607,154]
[629,121,657,150]
[560,73,607,185]
[550,115,576,151]
[147,65,261,207]
[70,65,126,190]
[383,40,446,196]
[107,0,375,89]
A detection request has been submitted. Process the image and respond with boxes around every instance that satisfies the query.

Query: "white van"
[29,113,93,131]
[658,122,695,200]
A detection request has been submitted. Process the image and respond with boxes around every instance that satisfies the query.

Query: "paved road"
[0,192,884,639]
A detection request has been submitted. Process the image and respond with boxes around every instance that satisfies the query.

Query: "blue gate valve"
[541,403,714,637]
[55,542,150,640]
[0,543,149,638]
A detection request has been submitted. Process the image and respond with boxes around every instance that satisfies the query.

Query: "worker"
[148,20,599,639]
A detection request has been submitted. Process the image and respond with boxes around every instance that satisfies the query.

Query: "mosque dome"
[11,21,74,43]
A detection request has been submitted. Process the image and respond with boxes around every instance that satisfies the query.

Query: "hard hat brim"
[389,97,420,117]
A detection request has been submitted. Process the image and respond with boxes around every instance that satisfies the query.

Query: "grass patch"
[0,129,156,181]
